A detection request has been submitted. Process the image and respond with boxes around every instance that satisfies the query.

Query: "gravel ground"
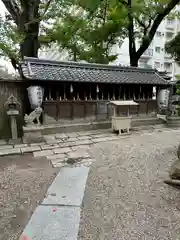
[78,129,180,240]
[0,154,58,240]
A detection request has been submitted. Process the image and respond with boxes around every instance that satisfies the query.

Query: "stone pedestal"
[5,94,20,144]
[23,126,44,143]
[10,115,18,140]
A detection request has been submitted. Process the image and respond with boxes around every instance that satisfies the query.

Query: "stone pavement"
[31,130,120,168]
[19,167,89,240]
[0,129,121,168]
[1,125,180,170]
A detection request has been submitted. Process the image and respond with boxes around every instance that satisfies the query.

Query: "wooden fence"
[43,99,157,124]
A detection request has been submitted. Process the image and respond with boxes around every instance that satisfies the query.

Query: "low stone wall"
[0,80,25,139]
[166,116,180,127]
[23,117,165,137]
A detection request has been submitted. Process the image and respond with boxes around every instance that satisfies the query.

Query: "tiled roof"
[158,71,172,80]
[20,57,169,85]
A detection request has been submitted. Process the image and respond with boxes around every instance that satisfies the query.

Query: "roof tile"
[20,57,169,85]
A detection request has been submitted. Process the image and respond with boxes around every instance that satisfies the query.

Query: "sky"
[0,1,16,74]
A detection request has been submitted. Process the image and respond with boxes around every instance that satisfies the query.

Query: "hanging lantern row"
[44,84,153,101]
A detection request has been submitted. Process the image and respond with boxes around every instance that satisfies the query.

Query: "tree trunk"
[127,0,138,67]
[73,51,77,61]
[20,0,40,59]
[130,57,138,67]
[20,23,39,59]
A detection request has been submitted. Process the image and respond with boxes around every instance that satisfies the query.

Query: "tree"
[165,32,180,65]
[1,0,179,68]
[1,0,41,64]
[119,0,180,66]
[43,0,180,66]
[0,0,73,69]
[43,0,127,64]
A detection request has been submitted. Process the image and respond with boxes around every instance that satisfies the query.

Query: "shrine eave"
[20,57,170,86]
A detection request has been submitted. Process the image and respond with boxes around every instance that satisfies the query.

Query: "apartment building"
[112,18,180,81]
[39,47,69,61]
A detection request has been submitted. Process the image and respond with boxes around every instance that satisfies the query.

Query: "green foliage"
[0,16,22,61]
[165,33,180,65]
[41,0,128,63]
[0,0,179,67]
[176,83,180,95]
[0,0,73,64]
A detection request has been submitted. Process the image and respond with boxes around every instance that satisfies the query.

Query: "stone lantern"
[5,94,20,143]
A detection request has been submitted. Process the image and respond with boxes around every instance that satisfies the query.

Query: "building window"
[155,46,161,53]
[155,61,160,69]
[166,32,174,39]
[156,31,161,37]
[164,62,172,71]
[167,19,174,24]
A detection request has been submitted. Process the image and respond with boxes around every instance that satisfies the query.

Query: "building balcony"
[164,68,173,74]
[166,20,175,31]
[164,53,172,59]
[141,49,153,61]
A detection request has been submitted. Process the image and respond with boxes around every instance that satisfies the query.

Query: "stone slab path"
[31,126,180,169]
[19,167,89,240]
[1,126,180,170]
[42,167,89,206]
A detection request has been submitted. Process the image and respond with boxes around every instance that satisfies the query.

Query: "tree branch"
[135,17,152,36]
[1,0,20,25]
[119,0,128,6]
[136,0,180,58]
[127,0,136,65]
[43,0,53,15]
[135,17,147,29]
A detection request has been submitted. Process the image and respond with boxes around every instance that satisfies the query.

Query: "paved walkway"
[0,130,119,166]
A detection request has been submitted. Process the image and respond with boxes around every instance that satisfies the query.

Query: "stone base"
[8,138,21,145]
[23,126,44,143]
[22,117,165,137]
[131,117,164,127]
[166,116,180,127]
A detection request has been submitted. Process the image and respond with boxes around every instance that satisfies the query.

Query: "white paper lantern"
[152,87,156,100]
[27,86,44,109]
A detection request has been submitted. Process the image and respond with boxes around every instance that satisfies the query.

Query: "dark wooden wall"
[0,80,25,139]
[0,79,162,139]
[42,99,157,124]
